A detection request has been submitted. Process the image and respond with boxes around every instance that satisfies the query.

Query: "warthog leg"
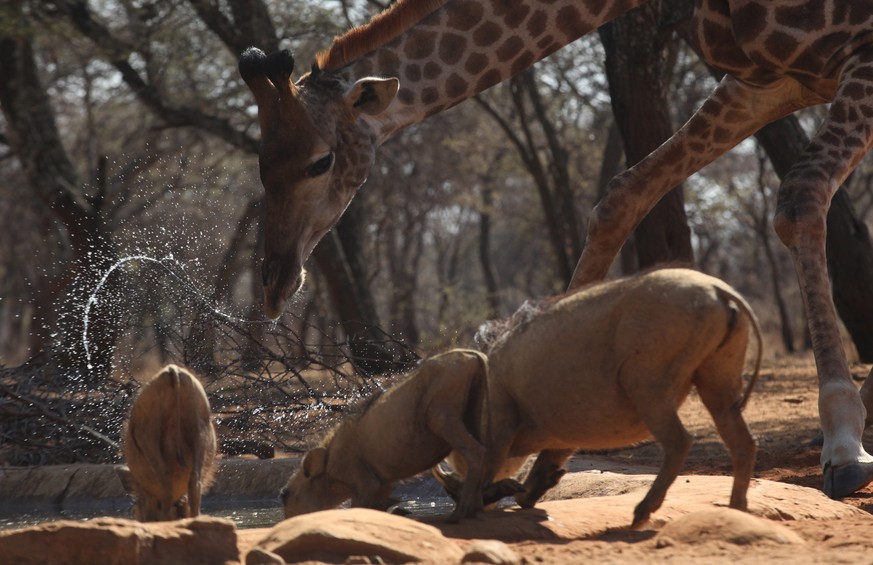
[626,381,693,528]
[694,353,757,511]
[432,463,525,506]
[187,468,202,518]
[426,413,488,522]
[352,482,394,510]
[703,401,756,511]
[515,448,573,508]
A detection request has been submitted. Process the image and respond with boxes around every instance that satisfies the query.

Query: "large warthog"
[439,268,763,526]
[116,364,218,521]
[280,349,490,522]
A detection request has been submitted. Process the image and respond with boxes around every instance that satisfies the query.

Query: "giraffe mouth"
[262,254,305,320]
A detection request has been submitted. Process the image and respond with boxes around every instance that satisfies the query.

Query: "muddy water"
[0,500,284,531]
[0,474,456,531]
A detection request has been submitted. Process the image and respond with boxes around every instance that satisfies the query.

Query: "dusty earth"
[7,353,873,563]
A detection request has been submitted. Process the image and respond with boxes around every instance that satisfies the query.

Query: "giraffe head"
[239,48,399,318]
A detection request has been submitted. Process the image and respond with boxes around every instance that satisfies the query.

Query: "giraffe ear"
[345,77,399,116]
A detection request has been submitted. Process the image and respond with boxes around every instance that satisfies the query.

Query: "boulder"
[654,507,805,547]
[0,516,238,565]
[247,508,464,564]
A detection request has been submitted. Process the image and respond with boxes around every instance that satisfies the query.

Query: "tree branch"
[51,0,258,153]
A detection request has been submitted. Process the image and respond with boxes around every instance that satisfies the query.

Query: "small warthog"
[280,349,489,521]
[116,364,217,521]
[438,268,762,526]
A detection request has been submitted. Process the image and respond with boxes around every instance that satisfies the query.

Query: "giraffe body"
[240,0,873,498]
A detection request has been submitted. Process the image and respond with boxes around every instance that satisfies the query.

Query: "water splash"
[82,254,257,370]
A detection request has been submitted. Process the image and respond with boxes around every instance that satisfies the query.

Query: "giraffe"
[239,0,873,499]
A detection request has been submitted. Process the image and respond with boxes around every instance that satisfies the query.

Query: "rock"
[654,508,805,547]
[461,540,521,564]
[0,515,239,565]
[248,508,464,564]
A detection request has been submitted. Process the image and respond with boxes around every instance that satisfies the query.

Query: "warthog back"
[117,364,217,521]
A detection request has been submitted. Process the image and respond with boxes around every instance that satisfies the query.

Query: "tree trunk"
[599,2,694,273]
[506,73,574,284]
[825,192,873,361]
[479,185,500,319]
[750,150,796,353]
[384,214,423,347]
[755,117,873,362]
[313,230,417,375]
[0,22,119,381]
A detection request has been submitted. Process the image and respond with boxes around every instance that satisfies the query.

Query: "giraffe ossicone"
[240,0,873,499]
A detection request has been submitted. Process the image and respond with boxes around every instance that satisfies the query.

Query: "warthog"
[116,364,217,521]
[280,349,490,521]
[438,268,762,527]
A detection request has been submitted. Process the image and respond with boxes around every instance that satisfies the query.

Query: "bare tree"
[475,68,584,287]
[599,2,694,272]
[0,9,120,381]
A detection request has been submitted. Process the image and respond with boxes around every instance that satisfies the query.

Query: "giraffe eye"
[306,153,334,178]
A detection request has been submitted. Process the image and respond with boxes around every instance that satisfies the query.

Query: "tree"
[475,68,584,287]
[0,5,119,380]
[599,2,694,273]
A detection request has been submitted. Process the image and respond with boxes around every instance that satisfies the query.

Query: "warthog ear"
[116,465,137,494]
[302,447,327,478]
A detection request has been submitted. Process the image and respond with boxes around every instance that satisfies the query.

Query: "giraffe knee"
[773,173,829,249]
[773,209,797,247]
[774,204,827,249]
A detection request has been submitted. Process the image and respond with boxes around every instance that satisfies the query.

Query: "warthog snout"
[280,349,489,521]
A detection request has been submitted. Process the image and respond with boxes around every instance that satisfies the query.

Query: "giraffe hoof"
[823,461,873,498]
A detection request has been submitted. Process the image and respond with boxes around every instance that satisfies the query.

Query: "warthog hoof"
[823,460,873,498]
[483,478,526,506]
[515,468,566,509]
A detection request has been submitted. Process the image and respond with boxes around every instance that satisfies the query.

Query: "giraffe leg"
[570,75,821,290]
[773,50,873,499]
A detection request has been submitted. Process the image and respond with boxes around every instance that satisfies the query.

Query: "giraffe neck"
[328,0,649,142]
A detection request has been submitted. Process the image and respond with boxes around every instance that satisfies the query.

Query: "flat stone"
[248,507,464,564]
[0,515,239,565]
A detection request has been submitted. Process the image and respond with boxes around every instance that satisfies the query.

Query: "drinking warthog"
[116,364,217,521]
[280,349,490,522]
[438,268,762,527]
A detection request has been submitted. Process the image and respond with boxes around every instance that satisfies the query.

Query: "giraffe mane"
[316,0,448,72]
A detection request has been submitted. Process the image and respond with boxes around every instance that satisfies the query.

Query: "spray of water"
[81,253,259,369]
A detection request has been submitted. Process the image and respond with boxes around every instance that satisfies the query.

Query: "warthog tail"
[715,286,763,412]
